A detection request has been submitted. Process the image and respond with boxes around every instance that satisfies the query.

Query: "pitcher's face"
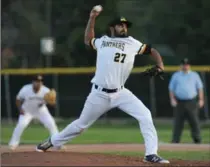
[114,23,128,37]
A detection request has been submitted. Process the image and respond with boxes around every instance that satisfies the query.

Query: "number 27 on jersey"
[114,53,127,63]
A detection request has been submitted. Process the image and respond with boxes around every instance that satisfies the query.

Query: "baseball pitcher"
[9,75,59,150]
[36,5,169,164]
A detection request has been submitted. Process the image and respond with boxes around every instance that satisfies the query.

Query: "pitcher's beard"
[117,34,127,37]
[114,30,127,37]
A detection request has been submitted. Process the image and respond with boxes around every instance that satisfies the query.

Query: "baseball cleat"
[36,138,53,152]
[143,154,170,164]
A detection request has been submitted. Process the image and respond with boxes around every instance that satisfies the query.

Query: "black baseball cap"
[32,74,43,82]
[181,58,190,65]
[108,16,132,28]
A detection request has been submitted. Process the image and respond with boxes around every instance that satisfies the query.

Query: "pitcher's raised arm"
[84,5,103,46]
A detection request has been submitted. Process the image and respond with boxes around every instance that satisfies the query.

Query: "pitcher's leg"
[117,89,169,163]
[117,89,158,156]
[49,91,110,148]
[38,108,59,135]
[9,114,33,149]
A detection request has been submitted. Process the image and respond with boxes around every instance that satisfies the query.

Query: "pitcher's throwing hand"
[90,5,103,18]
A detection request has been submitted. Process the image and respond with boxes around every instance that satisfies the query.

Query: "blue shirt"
[169,71,203,100]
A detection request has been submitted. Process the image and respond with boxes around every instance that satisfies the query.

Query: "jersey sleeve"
[89,37,103,50]
[137,43,148,55]
[16,87,26,101]
[134,39,151,55]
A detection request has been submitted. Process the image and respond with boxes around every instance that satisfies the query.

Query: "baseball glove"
[44,89,56,105]
[142,65,164,80]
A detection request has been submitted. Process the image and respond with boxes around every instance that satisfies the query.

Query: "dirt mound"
[1,144,210,166]
[2,151,209,166]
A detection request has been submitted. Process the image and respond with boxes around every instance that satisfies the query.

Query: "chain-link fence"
[1,69,210,122]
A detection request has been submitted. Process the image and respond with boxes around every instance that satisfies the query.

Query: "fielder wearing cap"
[9,74,58,150]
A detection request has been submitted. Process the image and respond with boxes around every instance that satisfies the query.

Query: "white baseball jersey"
[17,84,50,112]
[90,35,147,89]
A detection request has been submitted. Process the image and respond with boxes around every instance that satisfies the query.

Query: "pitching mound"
[1,151,208,166]
[1,144,210,166]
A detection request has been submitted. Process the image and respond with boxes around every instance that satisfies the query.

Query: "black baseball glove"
[142,65,164,80]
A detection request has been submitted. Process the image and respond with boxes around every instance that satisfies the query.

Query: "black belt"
[176,97,197,102]
[94,84,122,93]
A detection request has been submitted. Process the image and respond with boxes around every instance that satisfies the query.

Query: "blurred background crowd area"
[2,0,210,69]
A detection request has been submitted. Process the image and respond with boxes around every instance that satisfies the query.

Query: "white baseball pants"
[9,107,58,147]
[51,85,158,155]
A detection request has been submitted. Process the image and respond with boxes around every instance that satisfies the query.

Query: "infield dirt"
[1,144,210,166]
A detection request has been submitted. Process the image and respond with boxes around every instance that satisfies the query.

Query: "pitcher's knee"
[75,121,88,134]
[70,119,87,134]
[77,116,93,129]
[138,117,154,127]
[136,110,153,124]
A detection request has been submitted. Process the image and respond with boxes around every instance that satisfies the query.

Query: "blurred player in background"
[9,75,59,150]
[169,58,204,144]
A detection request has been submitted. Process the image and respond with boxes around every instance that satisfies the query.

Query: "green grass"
[105,151,210,161]
[1,123,210,144]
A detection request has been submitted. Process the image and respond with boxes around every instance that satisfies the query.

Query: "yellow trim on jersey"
[90,38,96,50]
[138,44,147,55]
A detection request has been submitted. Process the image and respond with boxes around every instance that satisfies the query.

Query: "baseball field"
[1,119,210,166]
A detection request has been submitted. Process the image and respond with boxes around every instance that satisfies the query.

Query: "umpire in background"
[169,58,204,144]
